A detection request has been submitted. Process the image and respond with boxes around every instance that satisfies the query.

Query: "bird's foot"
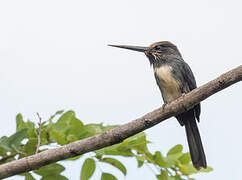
[181,93,186,98]
[162,103,167,110]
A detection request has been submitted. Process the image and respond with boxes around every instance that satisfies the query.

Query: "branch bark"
[0,65,241,179]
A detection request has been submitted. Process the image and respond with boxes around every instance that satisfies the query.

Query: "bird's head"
[109,41,181,65]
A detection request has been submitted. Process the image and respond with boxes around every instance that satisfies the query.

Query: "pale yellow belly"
[154,65,181,103]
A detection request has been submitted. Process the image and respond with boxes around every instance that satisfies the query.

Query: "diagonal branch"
[0,65,241,179]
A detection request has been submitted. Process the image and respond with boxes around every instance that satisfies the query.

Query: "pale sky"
[1,0,242,179]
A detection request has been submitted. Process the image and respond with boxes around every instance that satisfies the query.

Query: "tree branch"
[0,65,241,179]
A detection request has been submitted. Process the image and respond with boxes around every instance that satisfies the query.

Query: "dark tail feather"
[184,118,207,170]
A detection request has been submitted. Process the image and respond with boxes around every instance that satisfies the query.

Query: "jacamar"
[109,41,207,169]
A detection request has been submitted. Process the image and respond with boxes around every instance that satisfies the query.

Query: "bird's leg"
[162,103,167,110]
[181,93,186,99]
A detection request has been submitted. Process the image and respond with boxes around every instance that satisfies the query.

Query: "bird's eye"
[155,45,162,50]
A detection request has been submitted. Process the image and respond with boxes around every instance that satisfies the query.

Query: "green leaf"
[66,134,78,142]
[154,151,167,167]
[52,111,82,133]
[156,175,163,180]
[34,163,65,176]
[66,154,82,161]
[178,164,197,175]
[173,176,185,180]
[165,152,183,167]
[178,164,211,176]
[41,174,68,180]
[51,111,72,133]
[165,145,183,167]
[168,177,176,180]
[20,172,35,180]
[80,158,96,180]
[49,130,67,145]
[25,173,35,180]
[156,170,169,180]
[101,173,117,180]
[26,121,37,138]
[104,149,133,156]
[16,114,25,131]
[100,157,126,175]
[101,125,119,131]
[48,110,64,125]
[68,117,84,137]
[50,111,84,142]
[167,144,183,155]
[119,132,150,151]
[0,145,7,157]
[0,136,12,151]
[55,110,64,114]
[117,132,153,162]
[39,127,50,145]
[16,114,36,138]
[136,155,145,167]
[178,152,190,165]
[24,138,38,156]
[199,166,213,173]
[80,124,104,138]
[100,144,134,157]
[7,128,28,151]
[95,148,105,158]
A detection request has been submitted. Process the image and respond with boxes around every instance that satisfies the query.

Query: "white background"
[1,0,241,179]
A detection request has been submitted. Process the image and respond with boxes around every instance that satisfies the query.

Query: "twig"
[35,113,42,154]
[0,65,241,179]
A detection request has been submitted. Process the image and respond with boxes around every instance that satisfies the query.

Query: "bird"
[108,41,207,170]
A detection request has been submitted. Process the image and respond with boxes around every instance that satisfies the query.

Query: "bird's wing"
[181,62,197,90]
[180,62,201,121]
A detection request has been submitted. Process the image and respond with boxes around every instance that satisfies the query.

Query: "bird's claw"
[162,103,167,110]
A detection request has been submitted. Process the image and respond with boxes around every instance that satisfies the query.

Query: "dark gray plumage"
[109,41,207,169]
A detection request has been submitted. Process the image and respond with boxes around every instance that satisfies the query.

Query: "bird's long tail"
[184,117,207,170]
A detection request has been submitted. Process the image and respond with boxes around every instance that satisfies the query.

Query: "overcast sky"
[1,0,241,179]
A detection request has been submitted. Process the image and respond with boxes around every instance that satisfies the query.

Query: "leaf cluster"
[0,111,212,180]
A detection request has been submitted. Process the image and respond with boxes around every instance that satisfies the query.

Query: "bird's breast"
[154,65,181,103]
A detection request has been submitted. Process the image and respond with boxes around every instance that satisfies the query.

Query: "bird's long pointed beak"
[108,44,148,53]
